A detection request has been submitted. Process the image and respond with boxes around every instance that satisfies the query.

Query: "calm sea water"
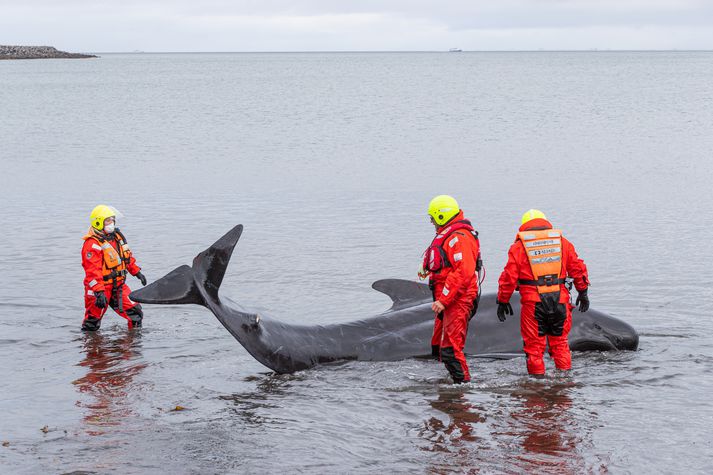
[1,52,712,473]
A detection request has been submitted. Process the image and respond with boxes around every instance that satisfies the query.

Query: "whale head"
[569,309,639,351]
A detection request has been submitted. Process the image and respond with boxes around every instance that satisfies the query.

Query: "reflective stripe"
[101,243,112,249]
[521,233,537,240]
[453,252,463,262]
[88,279,98,288]
[448,236,459,248]
[91,243,102,251]
[524,239,561,248]
[442,287,450,296]
[529,247,561,257]
[548,231,561,238]
[87,290,95,296]
[532,256,561,264]
[122,244,130,251]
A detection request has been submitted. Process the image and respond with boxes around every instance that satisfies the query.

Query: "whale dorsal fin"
[372,279,432,310]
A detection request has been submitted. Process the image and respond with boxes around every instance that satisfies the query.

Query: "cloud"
[0,0,712,51]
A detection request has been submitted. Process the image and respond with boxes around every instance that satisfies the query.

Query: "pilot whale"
[130,225,638,374]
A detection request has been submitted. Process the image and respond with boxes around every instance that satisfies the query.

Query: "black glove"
[496,300,513,322]
[94,291,107,309]
[576,288,590,312]
[135,271,147,286]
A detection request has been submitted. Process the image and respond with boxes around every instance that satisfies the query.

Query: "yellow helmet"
[521,209,547,225]
[90,204,116,231]
[428,195,460,226]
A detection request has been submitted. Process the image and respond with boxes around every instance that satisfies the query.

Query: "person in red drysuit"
[496,209,589,375]
[82,205,147,331]
[419,195,482,384]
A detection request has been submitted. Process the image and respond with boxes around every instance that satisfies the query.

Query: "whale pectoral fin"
[372,278,432,310]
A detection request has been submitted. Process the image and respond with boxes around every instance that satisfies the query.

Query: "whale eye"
[593,323,602,331]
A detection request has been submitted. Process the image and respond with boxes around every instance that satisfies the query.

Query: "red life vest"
[422,219,482,273]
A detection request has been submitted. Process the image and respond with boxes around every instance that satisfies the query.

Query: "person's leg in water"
[109,283,144,329]
[521,301,547,376]
[82,289,109,331]
[440,298,472,383]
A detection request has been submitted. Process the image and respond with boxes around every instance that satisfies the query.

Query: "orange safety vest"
[82,228,133,286]
[516,229,566,295]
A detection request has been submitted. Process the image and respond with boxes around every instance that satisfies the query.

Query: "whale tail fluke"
[130,224,244,306]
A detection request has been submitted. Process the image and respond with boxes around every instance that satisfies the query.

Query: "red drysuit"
[82,228,143,330]
[497,218,589,374]
[425,211,481,383]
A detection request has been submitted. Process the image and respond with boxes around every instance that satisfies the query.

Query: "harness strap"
[117,285,124,314]
[518,275,567,287]
[103,269,128,281]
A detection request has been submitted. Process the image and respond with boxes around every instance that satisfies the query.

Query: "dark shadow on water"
[72,331,147,436]
[218,372,305,427]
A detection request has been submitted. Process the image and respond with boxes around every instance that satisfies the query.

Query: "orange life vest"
[516,229,566,295]
[82,228,133,286]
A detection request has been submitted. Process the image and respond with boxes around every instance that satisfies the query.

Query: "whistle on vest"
[418,262,430,280]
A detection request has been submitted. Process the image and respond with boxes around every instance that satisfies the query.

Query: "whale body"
[130,225,639,374]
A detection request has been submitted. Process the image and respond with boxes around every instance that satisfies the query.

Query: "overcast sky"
[2,0,713,52]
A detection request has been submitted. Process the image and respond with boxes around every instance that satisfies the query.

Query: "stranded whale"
[130,225,638,374]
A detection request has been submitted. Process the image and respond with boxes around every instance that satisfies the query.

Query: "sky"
[1,0,713,52]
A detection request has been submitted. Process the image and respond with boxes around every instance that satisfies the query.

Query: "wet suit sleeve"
[127,253,141,276]
[497,243,521,304]
[82,239,105,293]
[438,231,477,307]
[563,237,589,292]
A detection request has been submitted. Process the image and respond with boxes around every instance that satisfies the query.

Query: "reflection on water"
[508,380,585,473]
[73,332,147,436]
[420,388,486,454]
[416,379,592,473]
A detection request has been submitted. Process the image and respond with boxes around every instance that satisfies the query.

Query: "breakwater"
[0,45,96,60]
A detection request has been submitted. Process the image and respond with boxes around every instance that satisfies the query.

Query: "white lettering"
[525,239,561,248]
[529,247,561,257]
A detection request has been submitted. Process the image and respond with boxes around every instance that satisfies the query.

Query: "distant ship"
[448,48,463,52]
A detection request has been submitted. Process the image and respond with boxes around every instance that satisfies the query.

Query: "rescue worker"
[81,205,147,331]
[418,195,482,384]
[496,209,589,376]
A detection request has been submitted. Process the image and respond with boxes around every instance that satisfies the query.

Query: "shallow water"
[1,52,712,473]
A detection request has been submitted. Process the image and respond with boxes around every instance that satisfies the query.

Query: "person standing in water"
[419,195,482,384]
[496,209,589,376]
[81,205,147,331]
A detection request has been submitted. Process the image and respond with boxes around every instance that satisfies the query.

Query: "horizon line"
[89,48,713,54]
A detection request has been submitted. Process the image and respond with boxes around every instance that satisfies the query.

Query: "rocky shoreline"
[0,45,97,60]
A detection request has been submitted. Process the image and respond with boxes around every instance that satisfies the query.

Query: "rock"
[0,45,97,60]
